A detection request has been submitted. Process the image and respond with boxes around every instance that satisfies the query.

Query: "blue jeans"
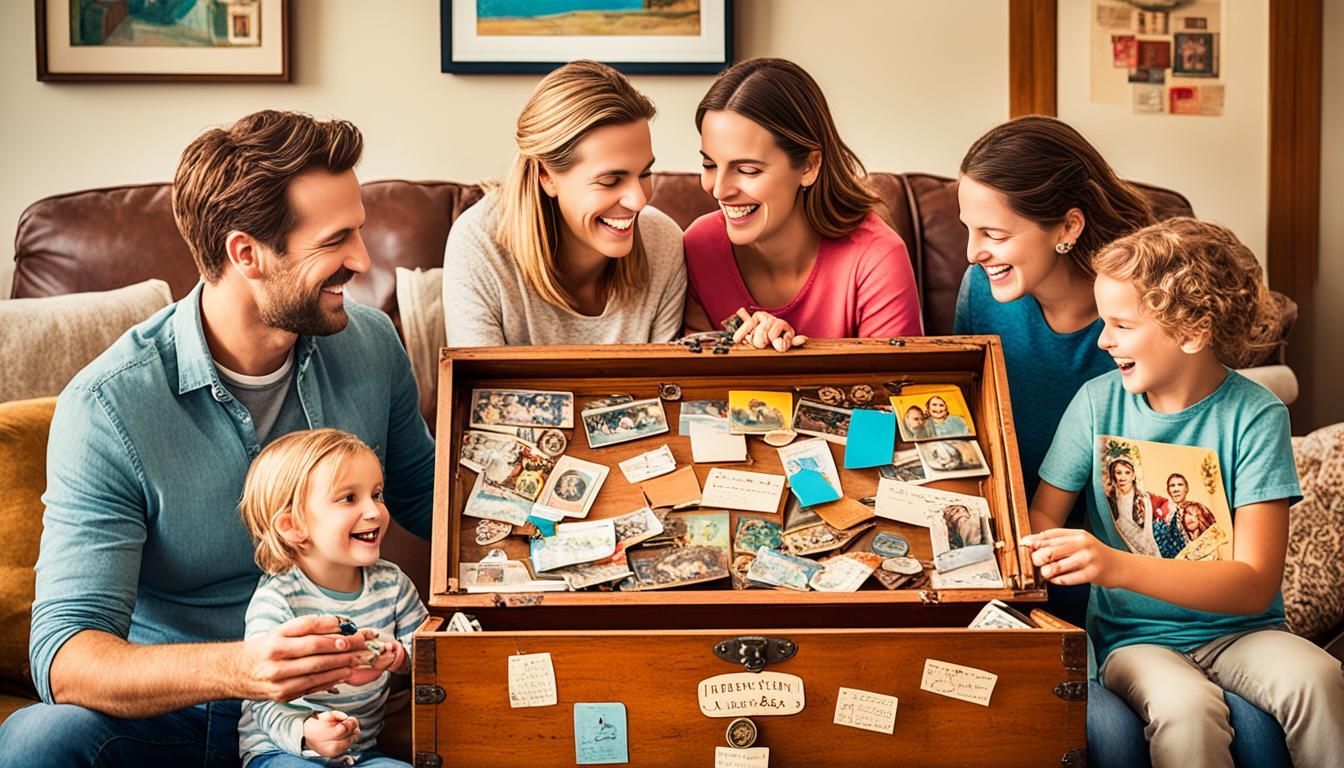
[249,751,408,767]
[1087,681,1292,767]
[0,699,241,768]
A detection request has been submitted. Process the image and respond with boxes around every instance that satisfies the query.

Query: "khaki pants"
[1102,629,1344,768]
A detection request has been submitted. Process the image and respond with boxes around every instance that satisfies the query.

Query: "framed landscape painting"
[441,0,732,74]
[36,0,290,82]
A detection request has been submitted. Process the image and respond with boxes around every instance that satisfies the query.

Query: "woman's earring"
[1055,241,1074,254]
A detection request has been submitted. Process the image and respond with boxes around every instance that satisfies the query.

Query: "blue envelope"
[574,702,628,765]
[844,409,896,469]
[789,467,842,506]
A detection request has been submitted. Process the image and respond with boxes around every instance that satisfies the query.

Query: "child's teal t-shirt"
[1039,368,1301,665]
[953,265,1114,520]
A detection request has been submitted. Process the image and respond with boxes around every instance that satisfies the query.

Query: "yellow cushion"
[0,397,56,700]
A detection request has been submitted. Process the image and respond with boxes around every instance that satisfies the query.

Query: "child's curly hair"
[1091,217,1280,368]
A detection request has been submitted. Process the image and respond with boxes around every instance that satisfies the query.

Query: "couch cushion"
[1283,423,1344,640]
[0,279,171,403]
[0,397,55,701]
[395,267,446,428]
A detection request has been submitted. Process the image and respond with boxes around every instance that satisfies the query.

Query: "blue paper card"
[574,702,629,764]
[790,467,842,506]
[526,515,557,537]
[844,409,896,469]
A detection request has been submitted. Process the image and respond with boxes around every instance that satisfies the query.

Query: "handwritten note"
[574,702,628,764]
[919,659,998,707]
[508,653,557,708]
[700,468,785,513]
[714,747,770,768]
[833,687,899,734]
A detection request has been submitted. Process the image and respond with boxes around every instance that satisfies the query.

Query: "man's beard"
[258,267,355,337]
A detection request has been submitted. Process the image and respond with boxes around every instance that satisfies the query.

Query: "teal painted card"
[574,702,628,764]
[844,409,896,469]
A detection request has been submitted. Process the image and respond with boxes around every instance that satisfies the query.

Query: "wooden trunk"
[413,339,1087,767]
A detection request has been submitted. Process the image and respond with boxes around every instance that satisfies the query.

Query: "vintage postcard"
[690,419,748,463]
[880,448,930,485]
[471,388,574,430]
[809,554,876,592]
[611,506,665,548]
[626,540,730,590]
[734,515,783,555]
[459,429,530,474]
[701,469,786,514]
[618,444,677,484]
[534,455,609,519]
[460,551,570,593]
[782,495,825,534]
[554,551,634,591]
[891,385,975,442]
[778,438,843,506]
[872,479,981,528]
[791,398,852,444]
[1173,31,1218,77]
[679,399,729,435]
[478,440,556,501]
[746,546,824,591]
[462,474,535,526]
[812,497,875,531]
[917,438,991,481]
[728,391,792,435]
[969,599,1036,630]
[582,398,670,448]
[926,494,996,573]
[529,519,617,572]
[640,465,702,509]
[1096,436,1233,561]
[782,520,875,557]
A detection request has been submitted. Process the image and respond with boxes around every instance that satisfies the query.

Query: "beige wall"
[1056,1,1269,264]
[1313,1,1344,430]
[0,0,1010,297]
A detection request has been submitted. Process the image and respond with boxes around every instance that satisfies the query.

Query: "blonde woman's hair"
[1092,217,1280,368]
[239,428,375,575]
[495,60,656,311]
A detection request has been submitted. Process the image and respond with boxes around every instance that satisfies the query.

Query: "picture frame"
[440,0,733,75]
[36,0,290,83]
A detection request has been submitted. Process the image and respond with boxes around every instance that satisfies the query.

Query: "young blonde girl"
[237,429,426,767]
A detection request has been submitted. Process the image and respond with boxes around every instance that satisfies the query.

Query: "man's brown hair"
[695,57,881,239]
[172,110,363,282]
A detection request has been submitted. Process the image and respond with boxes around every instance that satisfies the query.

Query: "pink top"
[683,211,923,338]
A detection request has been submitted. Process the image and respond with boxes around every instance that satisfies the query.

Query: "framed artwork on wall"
[440,0,732,75]
[36,0,290,83]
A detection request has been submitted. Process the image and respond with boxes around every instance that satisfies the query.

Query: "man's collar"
[173,282,317,398]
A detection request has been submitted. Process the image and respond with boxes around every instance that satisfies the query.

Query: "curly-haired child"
[1023,217,1344,766]
[237,429,427,767]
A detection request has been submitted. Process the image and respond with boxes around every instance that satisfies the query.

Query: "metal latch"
[1053,681,1087,702]
[414,753,444,768]
[713,636,797,673]
[415,684,446,705]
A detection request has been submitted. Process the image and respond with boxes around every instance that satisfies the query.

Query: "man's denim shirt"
[30,284,434,703]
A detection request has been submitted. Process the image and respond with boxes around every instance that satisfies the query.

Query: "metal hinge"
[414,752,444,768]
[415,684,446,705]
[1061,634,1088,672]
[1053,681,1087,702]
[1060,747,1086,767]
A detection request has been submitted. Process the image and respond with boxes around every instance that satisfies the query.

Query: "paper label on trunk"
[697,672,805,717]
[714,747,770,767]
[508,652,557,708]
[833,687,899,734]
[919,659,997,706]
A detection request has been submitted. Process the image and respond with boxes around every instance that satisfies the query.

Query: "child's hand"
[303,710,360,758]
[1022,528,1121,587]
[344,631,403,685]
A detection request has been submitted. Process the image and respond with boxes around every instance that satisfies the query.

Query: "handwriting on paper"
[714,747,770,768]
[700,469,786,513]
[508,653,557,708]
[919,659,998,707]
[833,686,899,734]
[698,671,806,717]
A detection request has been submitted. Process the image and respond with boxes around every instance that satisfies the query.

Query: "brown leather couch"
[6,171,1289,721]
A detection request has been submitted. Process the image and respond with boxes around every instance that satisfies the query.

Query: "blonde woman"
[443,60,687,346]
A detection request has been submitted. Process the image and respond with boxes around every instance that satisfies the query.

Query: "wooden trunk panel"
[414,627,1085,767]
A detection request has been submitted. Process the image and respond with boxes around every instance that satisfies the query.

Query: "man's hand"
[303,710,360,758]
[234,615,370,702]
[731,308,808,352]
[1022,528,1123,588]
